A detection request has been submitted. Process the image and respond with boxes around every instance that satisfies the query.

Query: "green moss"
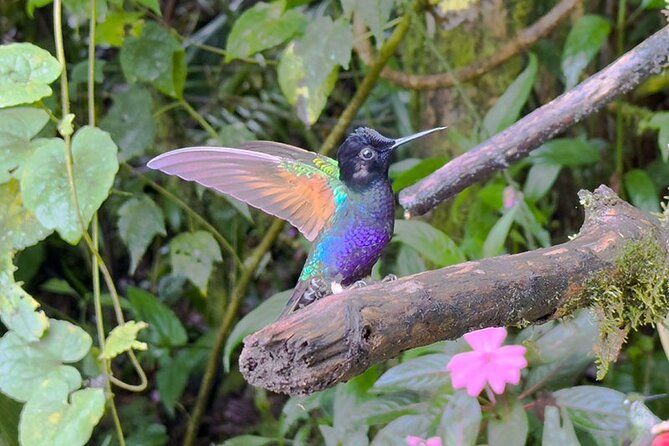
[565,238,669,379]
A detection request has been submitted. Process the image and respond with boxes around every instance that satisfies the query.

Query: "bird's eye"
[359,148,375,160]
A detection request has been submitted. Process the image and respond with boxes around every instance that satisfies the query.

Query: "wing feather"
[147,145,345,241]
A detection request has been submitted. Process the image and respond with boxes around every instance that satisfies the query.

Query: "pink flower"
[446,327,527,397]
[406,436,442,446]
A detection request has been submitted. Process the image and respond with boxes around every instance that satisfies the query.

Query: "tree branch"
[355,0,578,90]
[399,25,669,216]
[240,186,668,395]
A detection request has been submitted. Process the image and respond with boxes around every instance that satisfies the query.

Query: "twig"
[239,186,669,395]
[399,25,669,216]
[354,0,578,90]
[182,2,424,443]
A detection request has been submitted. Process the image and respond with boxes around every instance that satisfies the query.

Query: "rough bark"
[240,186,668,395]
[399,25,669,217]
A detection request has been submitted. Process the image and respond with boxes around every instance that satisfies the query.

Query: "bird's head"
[337,126,446,190]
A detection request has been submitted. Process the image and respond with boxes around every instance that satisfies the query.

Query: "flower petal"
[463,369,488,397]
[426,437,443,446]
[447,351,486,373]
[464,327,507,351]
[406,436,423,446]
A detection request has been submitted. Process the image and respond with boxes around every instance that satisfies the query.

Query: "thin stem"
[124,164,244,269]
[182,219,284,446]
[179,99,219,140]
[615,0,627,195]
[53,0,147,396]
[182,2,424,444]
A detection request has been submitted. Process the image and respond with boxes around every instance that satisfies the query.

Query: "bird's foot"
[351,279,367,289]
[298,278,330,309]
[381,274,398,283]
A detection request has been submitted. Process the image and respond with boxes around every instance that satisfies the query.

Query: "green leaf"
[100,85,155,161]
[156,351,195,415]
[646,112,669,162]
[561,15,611,89]
[18,380,105,446]
[169,231,222,295]
[624,169,659,213]
[659,314,669,364]
[438,391,481,446]
[0,43,61,107]
[120,22,186,98]
[224,290,289,371]
[341,0,394,47]
[356,392,421,425]
[126,423,169,446]
[0,392,20,446]
[26,0,53,16]
[482,54,537,136]
[0,180,51,253]
[117,194,166,273]
[487,399,528,446]
[393,220,465,267]
[542,405,579,446]
[0,257,49,342]
[370,414,433,446]
[21,127,119,244]
[627,401,660,446]
[127,286,187,347]
[100,320,149,359]
[553,386,627,436]
[0,107,49,184]
[221,436,277,446]
[524,163,561,202]
[394,245,426,277]
[392,157,448,193]
[277,16,352,125]
[482,206,518,258]
[136,0,161,14]
[95,11,144,47]
[225,0,306,62]
[373,353,451,392]
[530,138,602,167]
[0,319,91,402]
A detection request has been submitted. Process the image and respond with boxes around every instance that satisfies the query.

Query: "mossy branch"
[239,186,669,396]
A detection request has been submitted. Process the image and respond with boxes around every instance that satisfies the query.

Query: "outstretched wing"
[147,141,346,241]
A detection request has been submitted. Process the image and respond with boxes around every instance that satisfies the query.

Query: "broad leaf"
[18,380,105,446]
[439,391,481,446]
[392,157,448,193]
[542,405,579,446]
[136,0,161,14]
[646,112,669,162]
[0,43,61,107]
[277,16,352,125]
[100,320,149,359]
[624,169,659,213]
[357,392,421,425]
[487,399,528,446]
[0,107,49,183]
[0,180,51,253]
[100,85,155,161]
[482,54,537,136]
[628,401,660,446]
[373,353,451,392]
[156,350,197,415]
[394,245,426,277]
[482,206,518,258]
[127,286,187,347]
[126,423,169,446]
[530,138,601,167]
[169,231,222,295]
[393,219,465,267]
[0,319,91,402]
[95,11,144,47]
[225,0,306,61]
[221,436,277,446]
[21,127,119,244]
[120,22,186,98]
[224,290,290,371]
[370,414,433,446]
[553,386,627,436]
[117,194,166,273]
[561,15,611,89]
[524,163,561,201]
[341,0,394,46]
[0,257,49,342]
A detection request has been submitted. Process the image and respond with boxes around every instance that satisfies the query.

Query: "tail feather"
[278,278,333,320]
[277,280,311,320]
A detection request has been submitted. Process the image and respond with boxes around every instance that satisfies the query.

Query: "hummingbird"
[147,126,445,318]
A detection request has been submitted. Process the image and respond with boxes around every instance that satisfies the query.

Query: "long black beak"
[391,126,447,149]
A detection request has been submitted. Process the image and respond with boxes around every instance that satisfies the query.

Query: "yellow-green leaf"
[0,43,61,107]
[100,320,149,359]
[0,180,51,253]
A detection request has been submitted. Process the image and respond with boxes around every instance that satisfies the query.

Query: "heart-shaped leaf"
[0,180,51,253]
[21,126,119,244]
[117,194,166,273]
[0,107,49,184]
[0,43,61,107]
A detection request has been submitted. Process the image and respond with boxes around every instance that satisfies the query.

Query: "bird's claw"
[298,278,330,309]
[352,280,367,289]
[381,274,398,283]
